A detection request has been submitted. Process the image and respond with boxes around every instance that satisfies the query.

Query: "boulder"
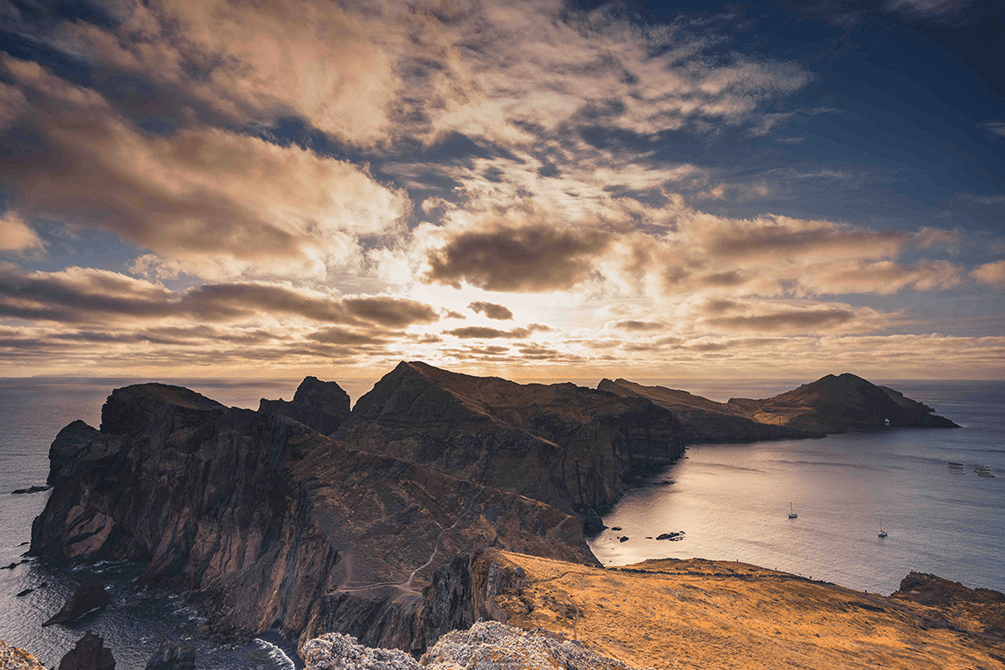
[57,632,115,670]
[42,581,109,626]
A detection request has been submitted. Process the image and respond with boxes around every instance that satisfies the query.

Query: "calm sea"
[0,377,1002,667]
[588,379,1005,595]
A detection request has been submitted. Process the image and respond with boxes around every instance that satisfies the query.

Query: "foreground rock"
[259,376,351,435]
[303,621,647,670]
[457,549,1004,670]
[0,640,47,670]
[42,581,109,626]
[600,373,957,441]
[32,366,669,653]
[57,632,114,670]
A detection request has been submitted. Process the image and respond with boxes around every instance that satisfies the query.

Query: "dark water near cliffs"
[0,377,1002,667]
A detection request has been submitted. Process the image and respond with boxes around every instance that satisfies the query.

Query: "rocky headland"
[599,372,958,441]
[25,363,987,669]
[29,362,683,654]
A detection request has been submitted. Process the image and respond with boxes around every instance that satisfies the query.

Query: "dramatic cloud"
[468,302,514,320]
[425,224,611,292]
[0,211,43,253]
[0,55,408,279]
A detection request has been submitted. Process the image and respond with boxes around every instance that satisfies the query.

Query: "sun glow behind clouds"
[0,0,1002,378]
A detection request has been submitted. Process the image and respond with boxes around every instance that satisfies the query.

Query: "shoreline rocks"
[57,632,114,670]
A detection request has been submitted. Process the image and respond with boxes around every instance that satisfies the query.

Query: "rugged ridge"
[30,367,631,655]
[600,373,957,442]
[597,379,818,442]
[258,376,351,435]
[336,362,686,517]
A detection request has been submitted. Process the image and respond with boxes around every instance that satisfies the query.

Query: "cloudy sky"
[0,0,1003,382]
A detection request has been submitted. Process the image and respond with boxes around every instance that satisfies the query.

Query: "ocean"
[0,377,1002,668]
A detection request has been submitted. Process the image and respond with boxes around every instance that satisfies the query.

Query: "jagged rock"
[259,376,351,435]
[47,421,100,485]
[337,362,686,515]
[303,621,648,670]
[0,640,47,670]
[144,641,195,670]
[600,373,957,441]
[11,485,50,495]
[57,632,114,670]
[581,508,606,536]
[42,581,109,626]
[31,370,597,653]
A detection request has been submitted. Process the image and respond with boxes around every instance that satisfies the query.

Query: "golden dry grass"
[487,551,1005,670]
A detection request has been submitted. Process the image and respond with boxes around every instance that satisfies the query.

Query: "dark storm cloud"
[426,225,610,292]
[704,308,857,332]
[444,326,532,339]
[468,301,514,320]
[611,320,664,332]
[0,265,439,328]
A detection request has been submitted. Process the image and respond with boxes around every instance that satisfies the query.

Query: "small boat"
[948,461,964,469]
[878,529,888,538]
[788,502,798,519]
[974,465,991,472]
[978,471,996,478]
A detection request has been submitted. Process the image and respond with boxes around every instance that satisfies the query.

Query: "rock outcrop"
[41,581,109,626]
[302,621,647,670]
[259,376,351,435]
[32,365,652,655]
[337,362,686,516]
[57,632,114,670]
[599,373,957,442]
[893,572,1005,639]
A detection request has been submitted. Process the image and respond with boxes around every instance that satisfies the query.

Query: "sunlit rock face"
[600,372,957,441]
[259,376,351,435]
[31,365,643,653]
[337,362,687,516]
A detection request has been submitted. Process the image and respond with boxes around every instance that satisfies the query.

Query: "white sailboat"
[878,519,887,538]
[788,502,797,519]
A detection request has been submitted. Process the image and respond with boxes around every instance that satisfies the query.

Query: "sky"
[0,0,1003,382]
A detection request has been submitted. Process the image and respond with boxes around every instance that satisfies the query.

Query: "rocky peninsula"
[25,363,991,669]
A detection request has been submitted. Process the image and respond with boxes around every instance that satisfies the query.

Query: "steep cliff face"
[336,362,686,516]
[599,373,957,442]
[258,376,351,435]
[31,377,597,654]
[597,379,818,442]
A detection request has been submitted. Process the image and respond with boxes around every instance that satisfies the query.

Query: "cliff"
[258,376,351,435]
[31,375,598,653]
[31,365,685,653]
[599,373,957,442]
[335,362,686,516]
